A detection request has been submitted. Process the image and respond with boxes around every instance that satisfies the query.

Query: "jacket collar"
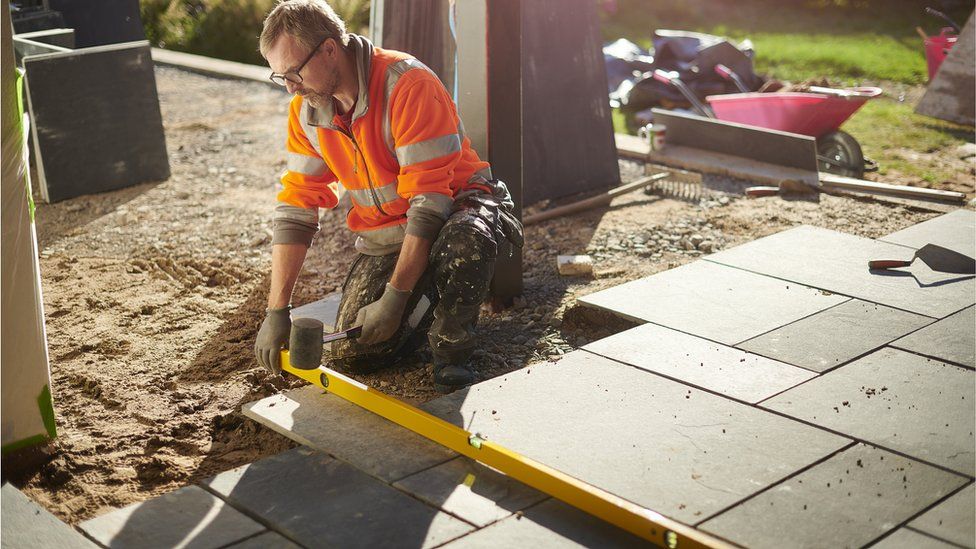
[306,34,373,129]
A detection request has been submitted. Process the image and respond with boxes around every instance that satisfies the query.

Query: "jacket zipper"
[340,127,388,217]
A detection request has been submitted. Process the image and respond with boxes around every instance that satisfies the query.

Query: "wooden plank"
[24,41,170,202]
[652,108,819,172]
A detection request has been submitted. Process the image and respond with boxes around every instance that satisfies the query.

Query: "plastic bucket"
[924,28,958,81]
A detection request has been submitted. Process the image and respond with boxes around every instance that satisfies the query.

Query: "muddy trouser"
[329,184,522,374]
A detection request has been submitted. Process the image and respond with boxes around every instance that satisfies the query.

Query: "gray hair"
[259,0,349,58]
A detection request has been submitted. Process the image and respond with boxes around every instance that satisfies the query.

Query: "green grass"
[844,98,973,183]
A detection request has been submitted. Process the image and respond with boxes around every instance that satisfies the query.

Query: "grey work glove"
[254,306,291,374]
[355,283,411,345]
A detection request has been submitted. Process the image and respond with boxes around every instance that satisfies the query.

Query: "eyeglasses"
[269,36,329,87]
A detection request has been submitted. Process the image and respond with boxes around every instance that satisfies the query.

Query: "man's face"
[266,34,340,110]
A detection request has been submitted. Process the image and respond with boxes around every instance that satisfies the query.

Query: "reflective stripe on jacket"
[277,34,492,253]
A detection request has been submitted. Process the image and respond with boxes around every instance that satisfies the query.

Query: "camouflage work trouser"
[330,188,518,374]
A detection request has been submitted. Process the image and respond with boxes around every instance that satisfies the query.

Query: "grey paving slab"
[892,306,976,369]
[224,531,302,549]
[874,529,958,549]
[290,292,341,331]
[78,485,263,549]
[909,483,976,548]
[584,323,816,403]
[393,456,547,528]
[204,447,473,548]
[578,260,846,345]
[705,225,976,318]
[738,299,935,373]
[421,351,850,524]
[700,444,968,549]
[881,210,976,258]
[440,499,647,548]
[1,483,98,549]
[242,386,455,483]
[763,347,976,476]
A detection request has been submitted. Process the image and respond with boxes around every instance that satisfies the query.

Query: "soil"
[8,66,973,524]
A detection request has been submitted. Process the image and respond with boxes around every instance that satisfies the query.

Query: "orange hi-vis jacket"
[274,34,493,255]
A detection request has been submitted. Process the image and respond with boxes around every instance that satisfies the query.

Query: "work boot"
[432,361,475,393]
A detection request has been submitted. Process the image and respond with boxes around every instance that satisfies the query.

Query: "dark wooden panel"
[381,0,455,90]
[520,0,620,205]
[653,108,818,172]
[25,42,170,202]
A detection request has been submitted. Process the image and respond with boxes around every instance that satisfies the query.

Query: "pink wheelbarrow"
[706,85,882,178]
[652,67,880,178]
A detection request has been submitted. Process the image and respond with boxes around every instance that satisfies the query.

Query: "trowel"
[868,244,976,274]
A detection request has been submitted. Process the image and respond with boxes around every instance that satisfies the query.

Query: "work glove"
[355,283,411,346]
[254,306,291,374]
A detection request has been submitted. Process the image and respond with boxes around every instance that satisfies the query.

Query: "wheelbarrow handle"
[868,259,912,270]
[652,69,676,84]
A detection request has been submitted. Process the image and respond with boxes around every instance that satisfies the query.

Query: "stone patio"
[42,212,974,548]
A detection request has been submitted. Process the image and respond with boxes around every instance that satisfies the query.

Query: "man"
[253,0,521,392]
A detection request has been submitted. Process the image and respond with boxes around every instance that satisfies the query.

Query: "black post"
[487,0,523,302]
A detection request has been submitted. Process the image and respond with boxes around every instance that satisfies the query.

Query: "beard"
[300,64,340,110]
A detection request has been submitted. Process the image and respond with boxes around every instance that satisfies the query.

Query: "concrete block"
[738,300,934,372]
[556,255,593,277]
[394,456,547,527]
[705,225,975,318]
[891,305,975,368]
[204,447,473,548]
[242,386,455,483]
[440,499,647,548]
[584,323,815,403]
[421,351,849,524]
[909,483,976,548]
[763,347,976,476]
[578,259,846,345]
[1,483,98,549]
[881,210,976,259]
[700,444,968,549]
[78,485,263,549]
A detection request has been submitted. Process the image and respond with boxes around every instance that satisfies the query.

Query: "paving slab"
[891,306,975,369]
[290,292,342,331]
[880,210,976,258]
[909,483,976,548]
[393,456,548,527]
[705,225,976,318]
[1,483,98,549]
[440,498,647,548]
[584,323,816,403]
[737,300,934,373]
[763,347,976,476]
[578,260,846,345]
[873,528,958,549]
[421,351,850,524]
[78,485,263,549]
[700,444,968,549]
[204,447,473,548]
[243,386,455,482]
[224,531,302,549]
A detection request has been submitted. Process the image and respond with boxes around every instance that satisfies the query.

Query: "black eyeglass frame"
[269,36,330,87]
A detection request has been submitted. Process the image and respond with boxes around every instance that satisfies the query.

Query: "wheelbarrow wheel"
[817,130,865,179]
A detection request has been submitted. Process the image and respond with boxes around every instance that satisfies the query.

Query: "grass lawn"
[603,0,975,185]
